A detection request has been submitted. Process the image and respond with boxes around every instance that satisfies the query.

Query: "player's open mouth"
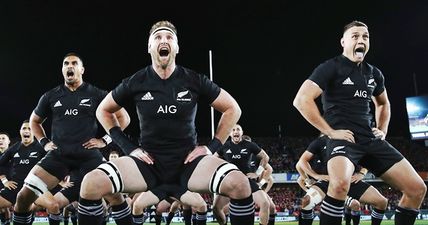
[23,134,30,138]
[355,47,365,57]
[67,71,74,77]
[159,48,170,57]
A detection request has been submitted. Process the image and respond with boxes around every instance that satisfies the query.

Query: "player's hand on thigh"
[328,129,355,143]
[372,128,385,140]
[5,180,17,190]
[184,146,211,164]
[82,138,106,149]
[130,148,154,164]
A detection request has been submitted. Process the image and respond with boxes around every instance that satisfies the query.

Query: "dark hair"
[63,52,84,65]
[22,119,29,124]
[0,132,10,138]
[242,135,252,142]
[343,20,368,34]
[149,20,177,35]
[109,150,120,156]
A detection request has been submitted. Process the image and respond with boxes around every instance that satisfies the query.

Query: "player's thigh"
[380,158,425,193]
[187,156,229,192]
[107,156,148,193]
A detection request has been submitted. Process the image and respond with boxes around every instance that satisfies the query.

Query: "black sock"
[166,212,175,224]
[192,213,197,225]
[195,211,207,225]
[155,214,162,225]
[371,208,385,225]
[63,216,69,225]
[351,214,360,225]
[229,195,255,225]
[344,211,352,225]
[395,206,419,225]
[70,214,78,225]
[183,209,192,225]
[132,213,145,225]
[48,213,62,225]
[0,213,5,224]
[319,195,344,225]
[268,213,276,225]
[299,209,314,225]
[12,211,33,225]
[78,198,104,225]
[111,201,132,225]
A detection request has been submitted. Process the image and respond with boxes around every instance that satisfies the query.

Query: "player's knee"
[80,170,109,198]
[254,192,269,210]
[225,173,251,198]
[374,196,388,210]
[193,199,207,212]
[269,202,276,213]
[46,202,60,214]
[302,189,323,210]
[301,195,310,208]
[132,201,145,215]
[212,204,222,216]
[194,203,207,213]
[330,179,350,196]
[405,181,427,201]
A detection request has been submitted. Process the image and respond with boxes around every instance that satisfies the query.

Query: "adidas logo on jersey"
[226,149,232,153]
[141,92,154,100]
[342,77,354,85]
[54,100,62,107]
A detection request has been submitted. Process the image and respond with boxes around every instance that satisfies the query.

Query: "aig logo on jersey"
[65,109,78,116]
[354,90,367,98]
[176,89,192,102]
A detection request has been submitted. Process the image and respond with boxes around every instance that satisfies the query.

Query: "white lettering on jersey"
[231,155,241,159]
[353,90,367,98]
[19,159,30,164]
[157,105,177,114]
[64,109,79,115]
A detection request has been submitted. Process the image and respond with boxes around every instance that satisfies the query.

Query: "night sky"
[1,1,428,140]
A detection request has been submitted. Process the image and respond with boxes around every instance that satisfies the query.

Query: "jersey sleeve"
[372,66,385,96]
[308,60,336,91]
[248,141,262,155]
[33,93,51,119]
[112,76,133,107]
[95,87,108,105]
[199,74,221,104]
[0,145,15,167]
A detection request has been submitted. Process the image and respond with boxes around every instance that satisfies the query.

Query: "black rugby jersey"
[34,82,107,151]
[0,151,11,179]
[112,65,220,152]
[309,55,385,142]
[248,154,261,173]
[306,136,329,176]
[0,141,45,182]
[218,140,262,174]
